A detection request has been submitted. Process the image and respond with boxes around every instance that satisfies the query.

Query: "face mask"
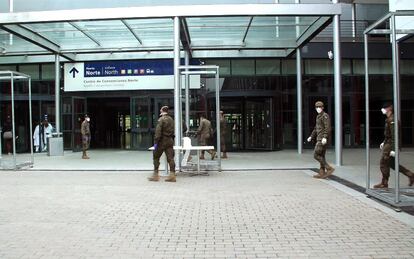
[86,118,90,122]
[381,108,387,115]
[316,107,323,114]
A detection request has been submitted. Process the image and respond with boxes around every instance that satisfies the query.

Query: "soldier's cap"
[382,102,393,109]
[160,106,169,112]
[43,114,48,121]
[84,114,89,118]
[315,101,324,107]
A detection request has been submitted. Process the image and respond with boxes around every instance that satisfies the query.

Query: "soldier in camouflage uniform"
[307,101,335,179]
[374,103,414,188]
[148,106,176,182]
[197,114,216,160]
[81,114,91,159]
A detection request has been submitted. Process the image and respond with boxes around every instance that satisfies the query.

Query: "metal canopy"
[0,4,340,63]
[364,11,414,207]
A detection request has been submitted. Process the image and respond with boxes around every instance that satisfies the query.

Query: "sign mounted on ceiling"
[64,60,200,92]
[389,0,414,40]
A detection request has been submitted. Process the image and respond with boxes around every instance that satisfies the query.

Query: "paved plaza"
[0,170,413,258]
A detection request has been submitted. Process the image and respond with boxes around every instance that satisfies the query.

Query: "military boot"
[82,151,89,159]
[408,173,414,187]
[373,178,388,189]
[211,151,217,160]
[324,164,335,178]
[221,152,228,159]
[165,172,176,182]
[313,168,326,178]
[200,153,205,160]
[148,170,160,181]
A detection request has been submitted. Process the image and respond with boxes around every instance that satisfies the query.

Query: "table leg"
[197,150,200,175]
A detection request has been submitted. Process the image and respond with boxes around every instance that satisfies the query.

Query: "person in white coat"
[33,117,54,152]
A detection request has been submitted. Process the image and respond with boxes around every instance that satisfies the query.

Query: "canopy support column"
[184,51,190,133]
[333,0,342,166]
[296,49,303,154]
[55,54,60,133]
[173,16,181,171]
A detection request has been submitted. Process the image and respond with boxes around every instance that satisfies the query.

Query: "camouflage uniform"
[310,111,330,168]
[197,117,216,159]
[377,116,414,187]
[153,113,175,174]
[81,119,90,159]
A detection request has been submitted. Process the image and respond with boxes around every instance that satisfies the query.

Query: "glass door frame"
[244,98,274,151]
[72,96,87,152]
[130,96,152,150]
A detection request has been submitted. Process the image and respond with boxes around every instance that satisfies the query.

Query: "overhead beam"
[0,48,293,63]
[0,4,341,24]
[192,49,291,58]
[121,19,143,45]
[0,24,75,61]
[296,16,332,48]
[68,21,101,46]
[369,29,414,35]
[179,17,192,56]
[242,17,254,43]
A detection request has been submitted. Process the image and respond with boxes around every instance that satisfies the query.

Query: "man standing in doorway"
[220,111,228,159]
[81,114,91,159]
[374,103,414,188]
[148,106,176,182]
[307,101,335,179]
[197,114,216,160]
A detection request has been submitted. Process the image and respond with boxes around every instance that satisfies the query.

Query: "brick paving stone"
[0,170,413,258]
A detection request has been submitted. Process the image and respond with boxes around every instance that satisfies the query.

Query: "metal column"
[333,0,343,166]
[364,34,370,190]
[296,49,303,154]
[184,51,190,132]
[10,72,16,168]
[29,77,34,164]
[173,17,181,170]
[351,3,356,39]
[8,0,13,45]
[55,54,60,133]
[295,0,302,154]
[390,14,401,203]
[215,67,221,170]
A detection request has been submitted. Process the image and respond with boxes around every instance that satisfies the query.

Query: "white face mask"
[86,117,90,122]
[381,108,387,115]
[316,107,323,114]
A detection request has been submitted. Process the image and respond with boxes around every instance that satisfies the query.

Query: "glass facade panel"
[0,65,17,71]
[19,65,40,79]
[281,59,296,75]
[401,60,414,75]
[353,59,392,75]
[305,59,333,74]
[41,64,56,80]
[231,60,255,76]
[205,60,231,76]
[304,59,351,75]
[256,59,280,75]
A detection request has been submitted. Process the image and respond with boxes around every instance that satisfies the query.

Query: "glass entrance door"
[245,98,273,150]
[131,96,152,150]
[73,97,87,151]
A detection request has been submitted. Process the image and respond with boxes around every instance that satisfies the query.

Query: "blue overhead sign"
[84,60,174,77]
[64,60,201,92]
